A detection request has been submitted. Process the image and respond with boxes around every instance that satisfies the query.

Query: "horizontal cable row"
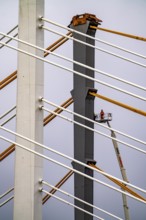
[41,188,104,220]
[0,106,16,119]
[1,134,146,205]
[41,17,146,51]
[0,187,14,208]
[1,32,146,92]
[42,104,146,155]
[0,32,72,90]
[0,196,14,208]
[42,98,146,145]
[0,34,145,101]
[1,125,146,197]
[41,17,146,66]
[0,188,14,199]
[1,99,146,146]
[42,180,122,220]
[0,105,16,126]
[41,25,146,69]
[0,25,18,49]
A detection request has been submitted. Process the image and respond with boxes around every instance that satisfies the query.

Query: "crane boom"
[107,121,130,220]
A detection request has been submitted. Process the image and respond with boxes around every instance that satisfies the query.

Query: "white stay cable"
[0,40,145,101]
[1,125,146,195]
[42,107,146,156]
[41,17,146,60]
[42,181,123,220]
[1,135,146,204]
[0,25,18,49]
[1,32,145,91]
[0,114,16,126]
[42,25,146,69]
[0,196,14,207]
[0,188,14,199]
[42,98,146,146]
[1,98,145,146]
[0,25,18,41]
[0,106,16,119]
[41,189,104,220]
[0,33,18,49]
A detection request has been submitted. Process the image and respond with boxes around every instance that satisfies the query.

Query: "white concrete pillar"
[13,1,44,220]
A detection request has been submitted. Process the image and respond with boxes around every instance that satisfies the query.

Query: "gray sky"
[1,0,146,219]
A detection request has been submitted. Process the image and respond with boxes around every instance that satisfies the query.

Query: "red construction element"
[94,109,112,123]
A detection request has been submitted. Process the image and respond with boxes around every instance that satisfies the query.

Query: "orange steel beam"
[1,97,73,161]
[42,170,74,204]
[0,144,15,161]
[43,97,73,126]
[1,70,16,84]
[1,32,71,89]
[90,25,146,42]
[90,92,146,117]
[89,163,146,202]
[0,71,17,90]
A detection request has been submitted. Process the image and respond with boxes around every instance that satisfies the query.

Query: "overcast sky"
[1,0,146,219]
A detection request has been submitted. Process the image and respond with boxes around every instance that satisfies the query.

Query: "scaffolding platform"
[94,111,112,123]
